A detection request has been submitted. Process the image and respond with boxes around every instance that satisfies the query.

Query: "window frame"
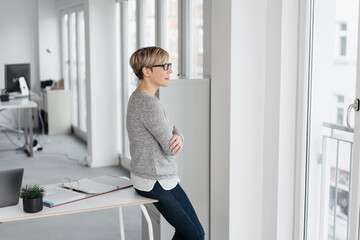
[119,0,131,167]
[293,0,313,239]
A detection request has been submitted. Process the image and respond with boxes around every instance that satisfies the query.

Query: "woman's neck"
[135,80,158,96]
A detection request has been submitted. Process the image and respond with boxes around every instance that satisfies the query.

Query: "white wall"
[262,0,281,237]
[159,78,210,239]
[85,0,120,167]
[38,0,61,81]
[229,0,266,239]
[210,0,231,238]
[211,0,267,238]
[211,0,300,239]
[262,0,299,239]
[0,0,39,128]
[0,0,62,129]
[277,0,299,238]
[0,0,39,91]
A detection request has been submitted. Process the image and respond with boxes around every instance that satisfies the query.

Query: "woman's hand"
[169,134,183,154]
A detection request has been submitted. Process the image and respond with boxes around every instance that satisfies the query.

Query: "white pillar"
[211,0,266,238]
[211,0,299,239]
[86,0,120,167]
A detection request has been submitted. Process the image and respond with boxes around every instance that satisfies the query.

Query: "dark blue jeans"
[135,182,205,240]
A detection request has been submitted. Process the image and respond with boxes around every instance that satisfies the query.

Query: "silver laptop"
[0,168,24,208]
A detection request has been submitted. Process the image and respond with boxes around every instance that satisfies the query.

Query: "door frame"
[294,0,312,238]
[60,5,87,141]
[349,2,360,238]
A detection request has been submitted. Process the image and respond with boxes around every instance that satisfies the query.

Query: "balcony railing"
[321,122,353,240]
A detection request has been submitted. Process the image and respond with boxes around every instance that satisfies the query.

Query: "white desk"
[0,187,157,240]
[0,98,37,156]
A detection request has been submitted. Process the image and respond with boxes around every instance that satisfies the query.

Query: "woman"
[126,46,205,240]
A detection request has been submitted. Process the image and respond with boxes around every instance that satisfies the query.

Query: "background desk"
[0,187,157,240]
[0,98,37,156]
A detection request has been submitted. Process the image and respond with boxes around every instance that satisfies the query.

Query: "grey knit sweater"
[126,91,184,180]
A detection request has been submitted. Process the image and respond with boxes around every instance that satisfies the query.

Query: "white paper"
[43,186,86,207]
[63,176,132,194]
[91,176,132,189]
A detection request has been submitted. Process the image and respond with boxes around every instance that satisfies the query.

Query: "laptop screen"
[0,168,24,208]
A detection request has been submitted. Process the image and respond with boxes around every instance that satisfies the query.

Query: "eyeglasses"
[151,63,172,71]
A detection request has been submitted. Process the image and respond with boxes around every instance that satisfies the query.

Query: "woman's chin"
[161,81,170,87]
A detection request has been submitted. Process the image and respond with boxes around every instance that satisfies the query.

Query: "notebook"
[0,168,24,208]
[43,186,87,207]
[62,175,132,194]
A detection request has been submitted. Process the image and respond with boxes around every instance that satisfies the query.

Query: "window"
[128,0,138,96]
[77,11,86,132]
[305,0,358,238]
[191,0,203,76]
[119,0,138,162]
[166,0,179,76]
[336,108,344,125]
[60,6,87,138]
[336,94,345,125]
[69,12,78,127]
[337,95,344,103]
[144,0,155,47]
[340,36,346,56]
[337,22,348,57]
[61,14,69,90]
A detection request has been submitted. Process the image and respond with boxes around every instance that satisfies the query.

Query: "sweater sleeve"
[173,126,184,143]
[142,98,176,156]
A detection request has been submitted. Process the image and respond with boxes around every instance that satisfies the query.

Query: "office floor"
[0,131,142,240]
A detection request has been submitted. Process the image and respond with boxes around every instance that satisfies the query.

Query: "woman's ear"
[142,67,151,77]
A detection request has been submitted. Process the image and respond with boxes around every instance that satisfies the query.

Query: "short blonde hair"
[129,46,169,80]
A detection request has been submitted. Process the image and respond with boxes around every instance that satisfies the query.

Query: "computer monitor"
[5,63,31,93]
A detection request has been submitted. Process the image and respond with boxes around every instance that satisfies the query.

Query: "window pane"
[144,0,155,47]
[305,0,358,239]
[69,12,79,127]
[191,0,203,76]
[128,0,137,94]
[166,0,178,76]
[77,11,87,132]
[61,14,69,90]
[336,108,344,125]
[340,23,347,31]
[337,95,344,103]
[124,0,138,160]
[337,22,348,57]
[340,36,347,56]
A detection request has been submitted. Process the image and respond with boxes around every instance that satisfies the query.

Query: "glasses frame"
[151,63,172,71]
